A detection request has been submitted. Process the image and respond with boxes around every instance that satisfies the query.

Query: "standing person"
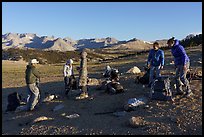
[25,59,40,111]
[63,59,74,95]
[147,42,165,87]
[167,37,192,97]
[76,50,89,100]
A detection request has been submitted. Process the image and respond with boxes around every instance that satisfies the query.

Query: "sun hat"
[30,59,39,64]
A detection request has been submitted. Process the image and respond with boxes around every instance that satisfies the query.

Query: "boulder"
[88,78,100,86]
[126,66,141,74]
[32,116,54,124]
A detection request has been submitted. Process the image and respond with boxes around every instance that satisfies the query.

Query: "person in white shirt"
[63,59,74,95]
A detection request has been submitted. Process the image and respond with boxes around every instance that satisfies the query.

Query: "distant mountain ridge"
[2,32,202,52]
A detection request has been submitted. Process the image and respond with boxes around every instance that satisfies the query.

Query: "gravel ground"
[2,46,202,135]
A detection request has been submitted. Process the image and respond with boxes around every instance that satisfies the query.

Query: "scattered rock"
[129,116,146,128]
[32,116,54,124]
[197,61,202,64]
[65,113,80,119]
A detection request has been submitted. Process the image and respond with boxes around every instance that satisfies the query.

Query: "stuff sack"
[106,81,124,94]
[150,76,172,101]
[6,92,22,112]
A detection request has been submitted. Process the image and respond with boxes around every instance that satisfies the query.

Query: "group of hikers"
[23,37,192,112]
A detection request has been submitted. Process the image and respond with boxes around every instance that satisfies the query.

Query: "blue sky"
[2,2,202,41]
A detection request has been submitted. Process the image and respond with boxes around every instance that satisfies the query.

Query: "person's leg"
[155,66,161,78]
[180,62,192,95]
[64,76,70,95]
[149,66,155,87]
[175,66,184,95]
[27,83,40,110]
[26,85,32,111]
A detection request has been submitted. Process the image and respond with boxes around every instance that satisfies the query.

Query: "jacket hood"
[173,39,180,46]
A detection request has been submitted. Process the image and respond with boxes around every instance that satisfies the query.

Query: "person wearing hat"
[147,42,165,87]
[167,37,192,97]
[25,59,40,111]
[76,50,89,100]
[63,59,74,95]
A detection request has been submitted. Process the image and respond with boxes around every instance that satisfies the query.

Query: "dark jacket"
[147,49,164,67]
[25,65,40,84]
[171,40,190,66]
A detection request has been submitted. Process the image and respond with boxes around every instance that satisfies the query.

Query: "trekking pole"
[94,111,115,115]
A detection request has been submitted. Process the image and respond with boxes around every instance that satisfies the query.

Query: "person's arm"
[63,65,67,77]
[147,50,152,67]
[178,45,188,70]
[32,68,40,78]
[160,50,164,68]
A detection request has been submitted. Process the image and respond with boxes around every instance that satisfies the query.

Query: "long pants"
[64,76,72,95]
[149,66,161,85]
[26,83,40,110]
[175,62,191,93]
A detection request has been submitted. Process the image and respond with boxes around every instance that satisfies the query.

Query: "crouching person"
[25,59,40,111]
[76,50,89,100]
[103,65,112,78]
[106,69,124,94]
[63,59,74,95]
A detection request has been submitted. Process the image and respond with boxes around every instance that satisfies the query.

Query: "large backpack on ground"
[135,67,151,85]
[136,69,150,85]
[150,76,172,101]
[6,92,22,112]
[106,81,124,94]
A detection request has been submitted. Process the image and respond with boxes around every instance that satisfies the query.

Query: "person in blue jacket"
[147,42,164,87]
[167,37,192,97]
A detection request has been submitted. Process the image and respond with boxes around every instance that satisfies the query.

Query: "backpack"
[6,92,22,112]
[150,76,172,101]
[106,81,124,94]
[135,67,151,85]
[110,69,119,81]
[70,75,77,90]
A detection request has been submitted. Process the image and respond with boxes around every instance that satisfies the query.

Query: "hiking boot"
[185,92,193,97]
[174,92,184,96]
[75,92,89,100]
